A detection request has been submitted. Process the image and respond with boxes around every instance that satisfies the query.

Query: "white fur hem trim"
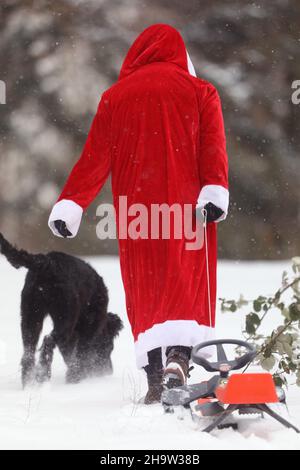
[48,199,83,238]
[134,320,215,368]
[197,185,229,222]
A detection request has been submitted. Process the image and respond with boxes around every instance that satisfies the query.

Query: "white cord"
[201,208,212,328]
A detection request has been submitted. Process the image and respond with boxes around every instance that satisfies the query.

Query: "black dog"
[0,233,123,387]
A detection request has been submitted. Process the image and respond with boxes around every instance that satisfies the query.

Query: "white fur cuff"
[48,199,83,238]
[197,185,229,222]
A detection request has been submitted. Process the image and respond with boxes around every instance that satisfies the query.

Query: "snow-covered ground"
[0,256,299,450]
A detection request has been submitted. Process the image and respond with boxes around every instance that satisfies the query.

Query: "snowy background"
[0,256,299,450]
[0,0,300,258]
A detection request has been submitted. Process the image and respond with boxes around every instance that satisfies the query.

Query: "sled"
[162,339,300,433]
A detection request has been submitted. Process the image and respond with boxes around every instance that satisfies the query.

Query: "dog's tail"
[0,232,48,270]
[106,312,124,338]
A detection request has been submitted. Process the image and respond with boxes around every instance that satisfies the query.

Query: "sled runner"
[162,339,300,433]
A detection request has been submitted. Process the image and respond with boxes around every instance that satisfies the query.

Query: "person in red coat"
[48,24,229,403]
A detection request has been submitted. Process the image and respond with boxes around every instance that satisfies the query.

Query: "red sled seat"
[215,373,279,405]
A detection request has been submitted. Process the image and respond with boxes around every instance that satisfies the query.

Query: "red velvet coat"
[49,24,229,368]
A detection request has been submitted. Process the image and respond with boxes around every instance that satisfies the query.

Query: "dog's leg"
[35,333,56,383]
[72,333,94,381]
[100,356,113,375]
[64,327,94,383]
[71,303,106,381]
[59,338,83,384]
[20,304,44,388]
[92,312,123,376]
[50,307,82,384]
[82,311,123,378]
[73,288,109,379]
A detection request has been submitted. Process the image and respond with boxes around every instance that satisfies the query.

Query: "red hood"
[119,24,195,80]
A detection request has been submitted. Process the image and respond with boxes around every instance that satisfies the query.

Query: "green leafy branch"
[220,257,300,388]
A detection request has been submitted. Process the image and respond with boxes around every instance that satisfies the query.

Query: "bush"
[220,257,300,388]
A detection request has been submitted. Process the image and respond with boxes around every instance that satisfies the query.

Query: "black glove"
[54,220,72,238]
[203,202,224,222]
[196,202,224,223]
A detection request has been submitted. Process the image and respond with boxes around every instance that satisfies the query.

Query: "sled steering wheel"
[192,339,256,374]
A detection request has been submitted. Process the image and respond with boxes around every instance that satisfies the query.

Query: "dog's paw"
[65,367,85,384]
[35,364,51,384]
[22,368,37,389]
